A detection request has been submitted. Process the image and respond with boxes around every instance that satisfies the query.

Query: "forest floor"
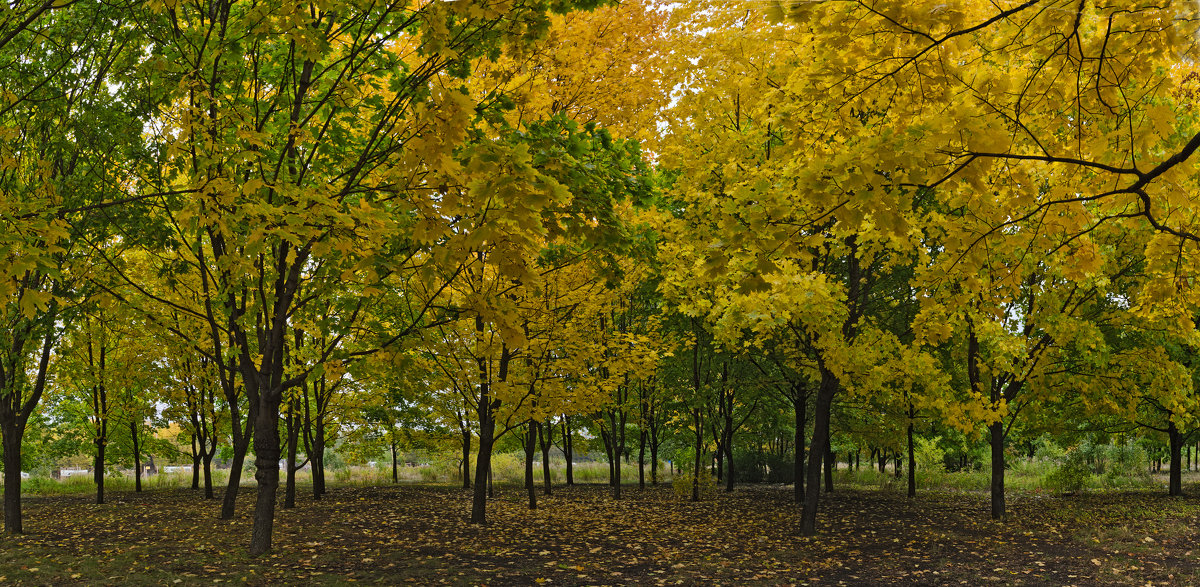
[1,482,1200,585]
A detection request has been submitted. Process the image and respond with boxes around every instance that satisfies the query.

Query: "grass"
[833,458,1165,495]
[9,454,673,498]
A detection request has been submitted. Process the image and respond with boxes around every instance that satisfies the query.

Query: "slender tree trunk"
[562,417,574,486]
[611,409,626,501]
[721,369,735,493]
[220,403,252,520]
[471,342,506,524]
[906,417,916,498]
[638,429,646,490]
[94,427,107,505]
[471,408,496,523]
[1169,421,1183,496]
[600,426,615,487]
[692,407,703,502]
[539,420,552,496]
[793,389,806,502]
[823,444,833,493]
[690,323,705,502]
[715,443,723,483]
[990,420,1005,520]
[722,415,735,492]
[191,433,201,490]
[131,421,142,492]
[203,450,215,499]
[221,429,251,520]
[800,367,837,536]
[525,421,537,510]
[311,414,326,498]
[391,435,398,484]
[461,427,472,489]
[650,421,660,486]
[284,408,299,509]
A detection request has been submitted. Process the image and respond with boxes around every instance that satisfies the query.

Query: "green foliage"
[1099,442,1154,489]
[1045,450,1093,495]
[914,436,946,474]
[764,453,795,484]
[672,468,716,500]
[731,451,765,483]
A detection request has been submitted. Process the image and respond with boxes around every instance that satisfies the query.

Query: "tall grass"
[833,455,1163,494]
[14,468,236,496]
[9,453,673,496]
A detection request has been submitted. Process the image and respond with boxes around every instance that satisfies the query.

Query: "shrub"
[914,436,946,474]
[1102,442,1153,488]
[1045,449,1091,494]
[672,468,716,500]
[731,452,766,484]
[764,453,794,484]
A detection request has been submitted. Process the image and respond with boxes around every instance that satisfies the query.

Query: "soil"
[2,482,1199,585]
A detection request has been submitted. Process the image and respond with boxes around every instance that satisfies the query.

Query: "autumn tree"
[0,0,151,533]
[121,0,625,554]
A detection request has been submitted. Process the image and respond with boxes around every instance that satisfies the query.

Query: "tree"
[126,0,613,555]
[0,0,148,533]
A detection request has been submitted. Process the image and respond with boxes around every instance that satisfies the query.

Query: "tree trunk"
[800,367,837,536]
[191,433,201,490]
[793,389,806,502]
[1169,421,1184,497]
[202,450,215,499]
[524,421,537,510]
[723,424,735,493]
[284,407,299,509]
[221,430,251,520]
[2,433,22,534]
[638,429,646,490]
[562,417,574,486]
[539,420,552,496]
[220,402,252,521]
[823,444,833,494]
[650,420,660,486]
[249,399,282,556]
[131,421,142,492]
[461,427,472,489]
[610,408,626,501]
[311,413,326,499]
[722,372,735,493]
[692,407,703,502]
[94,428,107,505]
[391,436,398,484]
[714,443,723,483]
[471,419,495,523]
[907,417,916,498]
[990,419,1005,520]
[471,342,506,524]
[600,426,615,487]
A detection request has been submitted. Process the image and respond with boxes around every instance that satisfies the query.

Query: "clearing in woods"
[0,484,1199,585]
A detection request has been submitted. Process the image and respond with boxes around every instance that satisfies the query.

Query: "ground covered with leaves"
[2,482,1200,585]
